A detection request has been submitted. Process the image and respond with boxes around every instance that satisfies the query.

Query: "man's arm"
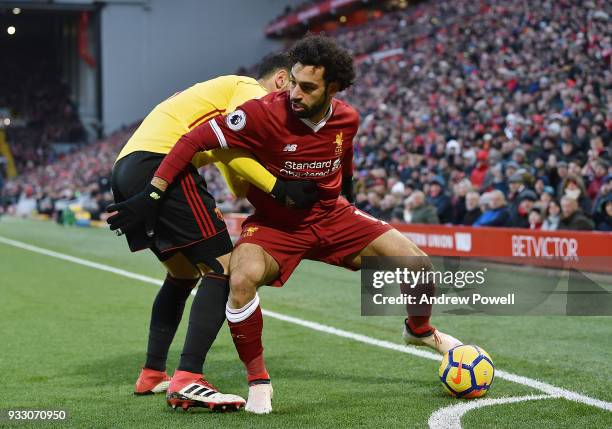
[152,119,227,191]
[106,102,320,235]
[208,148,276,194]
[192,148,277,198]
[341,145,354,203]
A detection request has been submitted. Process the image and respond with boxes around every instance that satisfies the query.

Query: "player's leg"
[113,152,245,409]
[175,250,229,374]
[345,228,462,353]
[226,243,280,414]
[166,249,247,411]
[134,251,199,395]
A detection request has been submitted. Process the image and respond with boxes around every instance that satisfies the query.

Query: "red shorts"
[236,198,393,286]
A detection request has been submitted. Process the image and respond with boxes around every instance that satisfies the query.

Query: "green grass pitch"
[0,217,611,428]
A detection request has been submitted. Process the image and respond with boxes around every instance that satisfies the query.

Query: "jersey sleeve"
[206,98,269,152]
[153,99,267,184]
[209,148,276,194]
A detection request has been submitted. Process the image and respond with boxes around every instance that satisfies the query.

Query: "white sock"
[226,293,260,323]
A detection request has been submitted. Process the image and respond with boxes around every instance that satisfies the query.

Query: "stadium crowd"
[0,60,86,172]
[340,0,611,231]
[1,126,132,223]
[2,0,611,231]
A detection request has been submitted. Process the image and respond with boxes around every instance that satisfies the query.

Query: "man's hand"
[106,182,165,237]
[270,179,319,209]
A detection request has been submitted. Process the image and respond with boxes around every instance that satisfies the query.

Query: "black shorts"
[111,151,232,264]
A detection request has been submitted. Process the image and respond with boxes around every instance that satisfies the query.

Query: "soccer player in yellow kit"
[108,53,317,411]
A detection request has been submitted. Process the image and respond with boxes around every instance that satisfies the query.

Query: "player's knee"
[406,254,433,273]
[229,270,258,307]
[165,273,199,290]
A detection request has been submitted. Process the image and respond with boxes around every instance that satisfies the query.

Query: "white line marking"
[1,235,611,413]
[428,394,556,429]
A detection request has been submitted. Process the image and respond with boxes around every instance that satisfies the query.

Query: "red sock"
[401,282,434,335]
[227,305,269,382]
[407,316,433,335]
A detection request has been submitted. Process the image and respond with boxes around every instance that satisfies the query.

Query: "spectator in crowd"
[507,173,528,215]
[487,163,508,196]
[473,190,510,227]
[542,199,561,231]
[528,208,543,230]
[509,190,538,228]
[593,193,612,232]
[405,190,439,224]
[378,194,399,222]
[451,179,471,224]
[461,191,482,226]
[470,150,489,190]
[586,159,609,200]
[426,176,452,223]
[539,186,555,210]
[362,191,383,219]
[560,174,592,214]
[558,196,595,231]
[552,161,570,196]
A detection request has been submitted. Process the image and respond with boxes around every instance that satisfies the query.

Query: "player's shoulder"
[332,98,360,125]
[239,91,287,114]
[258,90,289,106]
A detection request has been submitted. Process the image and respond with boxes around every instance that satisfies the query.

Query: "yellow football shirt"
[115,75,275,197]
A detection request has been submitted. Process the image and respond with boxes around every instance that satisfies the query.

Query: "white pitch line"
[428,394,556,429]
[1,235,611,413]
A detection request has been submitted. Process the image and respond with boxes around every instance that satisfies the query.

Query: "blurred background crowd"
[1,0,610,231]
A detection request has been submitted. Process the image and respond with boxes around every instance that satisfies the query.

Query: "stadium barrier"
[266,0,360,34]
[223,214,612,274]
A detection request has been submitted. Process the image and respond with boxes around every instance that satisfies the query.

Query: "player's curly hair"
[288,34,355,91]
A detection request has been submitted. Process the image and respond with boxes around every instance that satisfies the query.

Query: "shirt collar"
[299,103,333,133]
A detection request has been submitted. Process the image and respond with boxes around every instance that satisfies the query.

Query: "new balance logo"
[283,144,298,152]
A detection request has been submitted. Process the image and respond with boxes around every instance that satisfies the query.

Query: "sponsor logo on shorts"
[242,226,259,237]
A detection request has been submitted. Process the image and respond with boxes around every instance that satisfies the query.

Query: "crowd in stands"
[2,0,611,232]
[2,126,133,223]
[1,60,86,172]
[270,1,320,23]
[341,0,611,231]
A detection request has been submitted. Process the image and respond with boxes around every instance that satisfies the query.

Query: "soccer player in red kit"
[114,35,462,414]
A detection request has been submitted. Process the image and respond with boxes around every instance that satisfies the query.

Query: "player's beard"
[291,87,330,120]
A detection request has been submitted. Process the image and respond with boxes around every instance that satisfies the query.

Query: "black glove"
[106,183,165,237]
[341,175,354,204]
[270,179,319,209]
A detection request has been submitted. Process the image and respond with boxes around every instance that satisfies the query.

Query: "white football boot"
[403,323,462,354]
[166,377,245,412]
[245,383,273,414]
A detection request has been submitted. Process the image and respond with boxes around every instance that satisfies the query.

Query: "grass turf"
[0,217,611,428]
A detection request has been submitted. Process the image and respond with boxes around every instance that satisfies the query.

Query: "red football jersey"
[156,91,360,226]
